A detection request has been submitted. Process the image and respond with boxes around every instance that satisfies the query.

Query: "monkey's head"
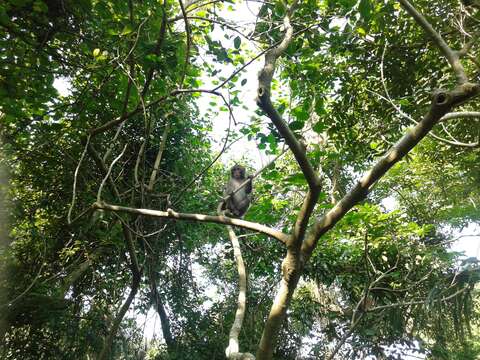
[231,165,246,180]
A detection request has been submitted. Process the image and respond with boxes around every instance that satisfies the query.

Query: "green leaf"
[289,121,305,131]
[357,27,367,36]
[313,122,327,133]
[274,1,286,16]
[33,0,48,13]
[233,36,241,49]
[292,105,309,121]
[358,0,372,21]
[285,173,307,186]
[145,54,161,63]
[121,25,133,36]
[93,48,101,57]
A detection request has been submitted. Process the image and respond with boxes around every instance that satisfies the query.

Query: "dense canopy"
[1,0,480,359]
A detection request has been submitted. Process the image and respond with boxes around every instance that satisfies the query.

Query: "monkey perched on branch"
[221,165,253,218]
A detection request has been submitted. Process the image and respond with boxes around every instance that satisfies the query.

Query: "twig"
[97,144,128,202]
[369,286,468,312]
[68,134,91,224]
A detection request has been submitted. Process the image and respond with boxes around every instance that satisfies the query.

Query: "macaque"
[222,165,253,217]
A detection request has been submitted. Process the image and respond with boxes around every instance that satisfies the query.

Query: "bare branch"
[429,132,479,147]
[457,32,478,57]
[97,144,128,202]
[173,16,253,41]
[369,286,468,312]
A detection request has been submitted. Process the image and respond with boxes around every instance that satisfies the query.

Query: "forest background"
[1,0,480,359]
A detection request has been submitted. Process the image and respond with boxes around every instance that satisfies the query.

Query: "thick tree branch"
[256,250,300,360]
[122,224,141,277]
[224,226,255,360]
[98,271,141,360]
[398,0,468,84]
[255,3,323,359]
[256,0,320,191]
[440,111,480,121]
[93,201,289,244]
[147,266,175,349]
[292,188,320,247]
[302,83,480,257]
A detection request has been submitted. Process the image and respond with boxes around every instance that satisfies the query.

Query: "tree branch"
[224,226,255,360]
[398,0,468,84]
[147,114,172,191]
[368,286,467,312]
[302,82,480,257]
[141,0,168,98]
[440,111,480,121]
[98,271,141,360]
[93,201,289,244]
[256,0,320,191]
[178,0,191,87]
